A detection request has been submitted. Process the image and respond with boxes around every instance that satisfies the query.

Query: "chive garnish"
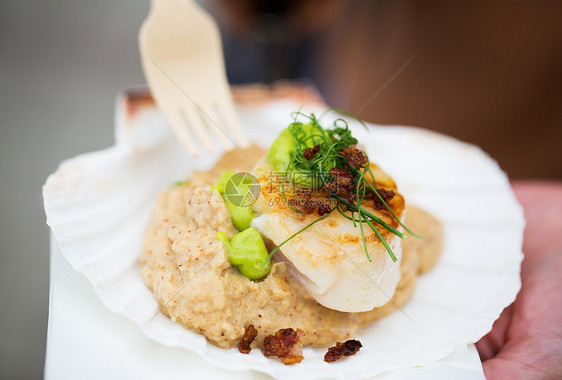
[270,111,420,262]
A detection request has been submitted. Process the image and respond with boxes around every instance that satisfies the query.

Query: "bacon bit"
[324,167,355,206]
[238,324,258,354]
[263,328,305,364]
[303,144,320,161]
[372,189,395,210]
[324,339,362,363]
[288,187,333,218]
[288,187,313,217]
[317,203,332,216]
[339,147,368,169]
[329,167,354,188]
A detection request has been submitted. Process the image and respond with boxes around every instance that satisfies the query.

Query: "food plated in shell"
[43,89,524,379]
[140,112,444,360]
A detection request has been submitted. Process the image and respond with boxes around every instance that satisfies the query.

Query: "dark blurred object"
[316,1,562,179]
[208,0,344,83]
[207,0,562,178]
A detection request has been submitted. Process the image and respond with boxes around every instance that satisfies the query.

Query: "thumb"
[482,334,561,380]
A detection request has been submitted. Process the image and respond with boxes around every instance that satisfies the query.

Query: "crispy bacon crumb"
[324,167,356,206]
[303,144,320,160]
[238,324,258,354]
[324,339,362,363]
[339,147,368,169]
[372,189,395,210]
[317,203,332,216]
[288,187,333,218]
[263,328,305,364]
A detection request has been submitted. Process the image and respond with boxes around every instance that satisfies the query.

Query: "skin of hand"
[476,181,562,379]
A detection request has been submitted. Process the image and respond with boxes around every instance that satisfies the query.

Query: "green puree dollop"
[217,229,271,281]
[213,172,271,280]
[212,171,255,231]
[267,123,334,189]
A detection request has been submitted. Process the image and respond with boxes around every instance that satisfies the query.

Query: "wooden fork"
[139,0,248,156]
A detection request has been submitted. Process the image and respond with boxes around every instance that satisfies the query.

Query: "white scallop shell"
[43,93,524,379]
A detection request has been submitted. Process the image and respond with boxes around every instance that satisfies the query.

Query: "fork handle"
[150,0,196,7]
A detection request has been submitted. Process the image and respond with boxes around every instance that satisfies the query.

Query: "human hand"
[476,181,562,379]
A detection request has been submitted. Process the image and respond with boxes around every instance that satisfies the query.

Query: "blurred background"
[1,0,560,378]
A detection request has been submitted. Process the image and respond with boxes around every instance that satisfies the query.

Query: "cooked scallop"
[251,158,406,312]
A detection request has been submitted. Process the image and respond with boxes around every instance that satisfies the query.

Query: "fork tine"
[160,105,199,157]
[198,106,234,151]
[217,98,249,148]
[182,105,216,153]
